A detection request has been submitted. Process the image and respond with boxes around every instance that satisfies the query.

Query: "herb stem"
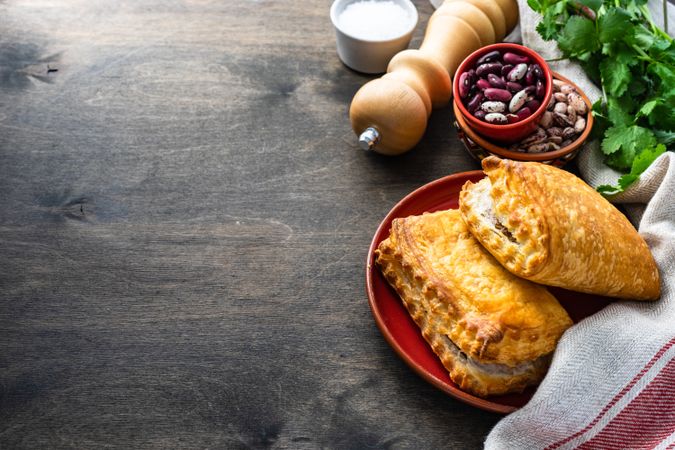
[545,56,570,62]
[631,44,653,62]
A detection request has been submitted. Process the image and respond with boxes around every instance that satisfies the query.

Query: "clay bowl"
[453,72,594,167]
[453,43,553,144]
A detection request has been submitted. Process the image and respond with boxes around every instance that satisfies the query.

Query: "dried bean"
[554,112,574,127]
[552,79,565,92]
[487,73,506,89]
[525,64,536,85]
[553,93,567,102]
[476,50,502,66]
[525,99,541,112]
[521,127,547,145]
[567,105,577,123]
[501,64,513,77]
[506,113,520,124]
[547,96,556,110]
[574,117,586,133]
[539,111,553,128]
[528,143,556,153]
[484,88,512,102]
[506,81,523,93]
[568,92,587,114]
[549,136,563,144]
[473,110,487,120]
[553,102,568,114]
[503,52,529,65]
[507,63,528,81]
[476,78,491,90]
[509,89,529,112]
[532,64,543,79]
[562,127,577,139]
[547,127,563,137]
[485,112,508,124]
[481,101,506,113]
[515,106,533,121]
[535,80,545,99]
[458,72,471,98]
[561,84,575,94]
[476,62,503,76]
[466,92,484,113]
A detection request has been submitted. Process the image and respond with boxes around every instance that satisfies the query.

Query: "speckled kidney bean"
[481,101,506,113]
[459,49,548,125]
[487,73,506,89]
[509,89,529,112]
[507,63,528,82]
[485,112,508,124]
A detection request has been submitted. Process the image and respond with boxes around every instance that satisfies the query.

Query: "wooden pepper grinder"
[349,0,518,155]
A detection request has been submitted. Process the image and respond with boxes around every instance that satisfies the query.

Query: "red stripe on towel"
[576,356,675,449]
[546,337,675,450]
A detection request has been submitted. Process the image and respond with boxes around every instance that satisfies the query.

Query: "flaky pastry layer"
[460,157,661,300]
[375,209,571,397]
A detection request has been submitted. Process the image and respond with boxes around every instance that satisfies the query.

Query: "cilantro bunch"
[528,0,674,194]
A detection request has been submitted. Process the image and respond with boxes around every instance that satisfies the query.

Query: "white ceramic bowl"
[330,0,418,74]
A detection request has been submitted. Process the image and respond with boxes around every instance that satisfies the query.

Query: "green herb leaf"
[536,14,560,40]
[596,184,622,195]
[654,129,675,144]
[598,8,633,44]
[649,62,675,89]
[601,125,657,170]
[625,24,655,50]
[527,0,543,12]
[607,96,634,127]
[630,143,666,174]
[617,143,667,189]
[558,16,600,56]
[637,99,659,119]
[600,58,632,97]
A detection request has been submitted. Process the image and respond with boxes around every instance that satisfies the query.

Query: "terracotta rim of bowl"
[453,72,594,162]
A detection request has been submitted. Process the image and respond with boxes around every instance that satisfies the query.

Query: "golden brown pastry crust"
[459,156,660,300]
[375,209,572,397]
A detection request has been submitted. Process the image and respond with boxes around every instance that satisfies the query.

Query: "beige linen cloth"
[484,1,675,448]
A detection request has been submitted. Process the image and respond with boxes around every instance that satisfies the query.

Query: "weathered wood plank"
[0,0,497,448]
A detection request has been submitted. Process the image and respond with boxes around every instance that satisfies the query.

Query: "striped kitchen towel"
[484,0,675,448]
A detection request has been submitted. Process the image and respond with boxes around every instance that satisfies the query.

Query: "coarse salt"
[338,0,412,41]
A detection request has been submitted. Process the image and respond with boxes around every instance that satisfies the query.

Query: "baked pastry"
[459,156,660,300]
[375,209,572,397]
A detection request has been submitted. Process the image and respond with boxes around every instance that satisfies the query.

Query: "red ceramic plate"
[366,171,613,414]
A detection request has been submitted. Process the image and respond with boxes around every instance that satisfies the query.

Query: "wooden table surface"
[0,1,503,448]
